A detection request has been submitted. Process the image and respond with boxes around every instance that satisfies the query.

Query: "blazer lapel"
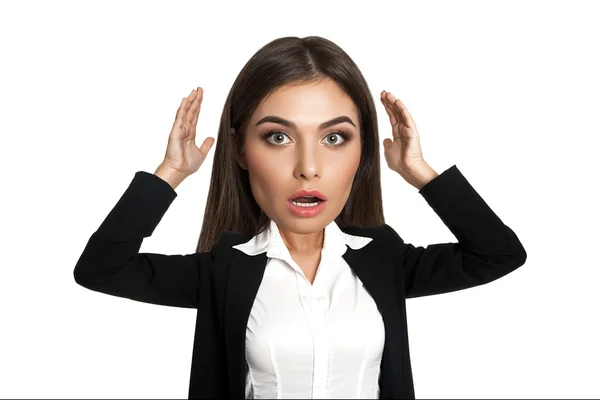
[342,243,394,313]
[224,248,268,398]
[342,244,402,398]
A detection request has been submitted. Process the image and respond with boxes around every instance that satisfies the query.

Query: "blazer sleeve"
[73,171,216,308]
[386,165,527,299]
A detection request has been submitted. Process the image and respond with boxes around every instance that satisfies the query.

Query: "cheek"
[329,144,361,200]
[336,152,361,195]
[245,149,285,200]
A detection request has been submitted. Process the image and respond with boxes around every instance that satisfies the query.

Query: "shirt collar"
[232,219,373,262]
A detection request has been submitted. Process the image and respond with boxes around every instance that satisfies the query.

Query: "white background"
[1,0,598,398]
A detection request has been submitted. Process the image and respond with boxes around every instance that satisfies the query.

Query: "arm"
[73,171,215,308]
[387,165,527,299]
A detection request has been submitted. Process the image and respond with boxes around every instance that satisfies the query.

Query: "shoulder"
[340,223,404,257]
[340,223,399,241]
[214,230,254,249]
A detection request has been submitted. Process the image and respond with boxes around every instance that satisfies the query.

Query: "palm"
[164,88,214,175]
[380,90,425,172]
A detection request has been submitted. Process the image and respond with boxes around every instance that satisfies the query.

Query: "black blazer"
[74,164,527,399]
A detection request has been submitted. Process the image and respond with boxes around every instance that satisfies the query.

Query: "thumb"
[383,138,392,151]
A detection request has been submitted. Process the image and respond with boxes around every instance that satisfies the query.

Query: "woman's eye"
[264,131,348,146]
[266,132,291,145]
[324,132,346,145]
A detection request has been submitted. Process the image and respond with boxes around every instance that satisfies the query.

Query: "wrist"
[154,163,187,190]
[400,162,439,190]
[414,167,439,190]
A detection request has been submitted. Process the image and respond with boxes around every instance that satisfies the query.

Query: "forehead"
[251,79,358,124]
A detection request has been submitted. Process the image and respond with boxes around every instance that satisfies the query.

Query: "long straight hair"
[196,36,385,253]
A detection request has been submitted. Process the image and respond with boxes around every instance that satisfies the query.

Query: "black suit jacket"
[74,164,527,399]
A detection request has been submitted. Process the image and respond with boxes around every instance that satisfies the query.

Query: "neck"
[277,226,324,254]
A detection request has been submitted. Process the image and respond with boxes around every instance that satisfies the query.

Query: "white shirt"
[232,219,386,399]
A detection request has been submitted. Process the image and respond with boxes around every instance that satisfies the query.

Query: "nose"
[293,141,321,180]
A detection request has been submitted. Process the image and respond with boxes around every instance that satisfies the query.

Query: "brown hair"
[196,36,384,253]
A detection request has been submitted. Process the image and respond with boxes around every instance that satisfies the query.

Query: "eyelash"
[261,129,352,147]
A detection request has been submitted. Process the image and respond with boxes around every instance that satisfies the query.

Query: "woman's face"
[237,78,362,235]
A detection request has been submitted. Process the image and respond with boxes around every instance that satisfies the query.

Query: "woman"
[74,36,527,399]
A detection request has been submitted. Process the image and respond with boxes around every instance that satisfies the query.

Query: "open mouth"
[290,196,325,207]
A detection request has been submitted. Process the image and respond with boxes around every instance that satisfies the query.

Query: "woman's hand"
[380,90,438,190]
[161,87,215,176]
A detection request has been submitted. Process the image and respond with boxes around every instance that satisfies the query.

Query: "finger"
[381,91,397,127]
[185,89,198,125]
[382,91,403,140]
[381,90,395,109]
[173,88,196,127]
[198,136,215,156]
[191,87,203,127]
[173,97,189,130]
[381,91,397,118]
[383,138,393,151]
[394,98,418,133]
[385,92,406,130]
[387,92,417,133]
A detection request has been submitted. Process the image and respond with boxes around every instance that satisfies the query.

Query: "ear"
[231,127,248,170]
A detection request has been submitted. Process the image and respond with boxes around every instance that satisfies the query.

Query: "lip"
[286,198,327,218]
[288,189,328,201]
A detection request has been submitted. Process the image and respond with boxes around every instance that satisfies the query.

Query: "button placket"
[310,294,329,399]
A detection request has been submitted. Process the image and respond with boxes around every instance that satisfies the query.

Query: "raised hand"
[161,87,215,176]
[380,90,439,190]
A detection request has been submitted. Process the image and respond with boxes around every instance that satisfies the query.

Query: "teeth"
[292,200,321,207]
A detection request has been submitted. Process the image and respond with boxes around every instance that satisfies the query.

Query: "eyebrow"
[254,115,356,130]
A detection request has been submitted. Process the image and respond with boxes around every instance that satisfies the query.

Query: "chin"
[279,211,335,230]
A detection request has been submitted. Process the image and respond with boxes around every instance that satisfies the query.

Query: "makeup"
[286,199,327,217]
